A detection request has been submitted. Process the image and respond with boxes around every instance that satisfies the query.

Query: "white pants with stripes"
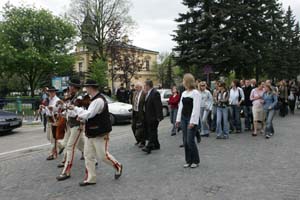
[62,126,84,175]
[83,134,121,183]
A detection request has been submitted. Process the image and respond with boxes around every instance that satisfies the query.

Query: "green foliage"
[173,0,300,80]
[0,5,76,96]
[88,59,108,88]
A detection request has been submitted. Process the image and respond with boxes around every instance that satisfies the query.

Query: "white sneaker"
[183,164,190,168]
[190,163,199,168]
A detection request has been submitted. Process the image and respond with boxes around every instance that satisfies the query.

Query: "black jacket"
[144,88,163,123]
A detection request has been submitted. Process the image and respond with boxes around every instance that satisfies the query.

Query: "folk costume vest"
[85,93,112,138]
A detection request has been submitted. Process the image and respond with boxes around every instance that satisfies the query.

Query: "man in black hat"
[56,78,85,181]
[40,86,64,160]
[71,79,123,186]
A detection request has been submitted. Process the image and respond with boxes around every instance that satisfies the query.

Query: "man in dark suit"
[131,82,146,147]
[142,80,163,154]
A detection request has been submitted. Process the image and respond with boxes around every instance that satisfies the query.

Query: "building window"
[78,62,83,72]
[145,60,150,71]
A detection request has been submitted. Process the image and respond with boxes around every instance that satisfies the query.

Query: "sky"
[0,0,300,53]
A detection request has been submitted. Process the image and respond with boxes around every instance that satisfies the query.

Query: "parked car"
[157,89,172,117]
[0,110,22,133]
[102,94,132,125]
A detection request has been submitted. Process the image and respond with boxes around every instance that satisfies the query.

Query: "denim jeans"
[216,107,229,136]
[242,106,253,130]
[229,105,242,131]
[211,105,217,130]
[200,107,210,135]
[170,108,178,134]
[264,109,275,134]
[181,116,200,164]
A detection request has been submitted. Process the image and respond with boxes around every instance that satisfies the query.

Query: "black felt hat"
[68,78,81,87]
[83,79,99,87]
[47,86,58,92]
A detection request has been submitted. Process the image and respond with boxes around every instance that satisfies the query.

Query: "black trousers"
[145,120,160,149]
[131,111,145,143]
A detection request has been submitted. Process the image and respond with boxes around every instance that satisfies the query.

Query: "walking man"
[74,80,123,186]
[142,80,163,154]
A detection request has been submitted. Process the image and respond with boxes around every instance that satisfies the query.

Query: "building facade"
[73,43,159,91]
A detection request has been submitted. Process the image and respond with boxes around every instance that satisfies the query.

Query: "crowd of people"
[37,75,299,185]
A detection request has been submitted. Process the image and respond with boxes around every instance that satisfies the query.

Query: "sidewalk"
[1,113,300,200]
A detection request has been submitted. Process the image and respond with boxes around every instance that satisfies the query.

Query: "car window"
[164,91,172,99]
[101,94,115,103]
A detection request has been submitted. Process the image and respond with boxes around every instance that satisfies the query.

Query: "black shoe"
[201,134,210,137]
[56,174,70,181]
[142,147,151,154]
[79,182,96,187]
[236,130,241,134]
[216,135,222,139]
[58,147,65,155]
[171,133,176,136]
[179,144,184,148]
[46,155,55,160]
[57,163,65,168]
[115,164,123,180]
[152,146,160,150]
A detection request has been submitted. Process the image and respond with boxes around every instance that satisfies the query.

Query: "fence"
[0,97,40,122]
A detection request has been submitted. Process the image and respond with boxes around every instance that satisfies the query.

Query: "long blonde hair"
[183,73,195,90]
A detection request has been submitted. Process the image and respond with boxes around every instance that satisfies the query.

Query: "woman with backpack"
[262,84,278,139]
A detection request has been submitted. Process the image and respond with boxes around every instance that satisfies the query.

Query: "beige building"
[73,42,159,91]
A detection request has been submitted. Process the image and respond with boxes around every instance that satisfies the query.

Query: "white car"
[102,94,132,125]
[157,89,172,117]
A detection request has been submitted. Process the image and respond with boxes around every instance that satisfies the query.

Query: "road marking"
[0,143,50,156]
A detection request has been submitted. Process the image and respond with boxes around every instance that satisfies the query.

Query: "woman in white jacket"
[198,81,213,137]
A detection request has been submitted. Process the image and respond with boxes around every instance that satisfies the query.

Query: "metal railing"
[0,97,41,122]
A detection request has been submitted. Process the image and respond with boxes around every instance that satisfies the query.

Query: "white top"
[133,91,143,112]
[41,95,60,116]
[229,87,245,105]
[198,89,213,110]
[75,96,104,121]
[176,89,201,125]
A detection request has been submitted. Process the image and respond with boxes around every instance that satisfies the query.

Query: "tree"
[0,5,76,97]
[88,59,108,89]
[153,52,177,88]
[110,40,145,89]
[68,0,135,61]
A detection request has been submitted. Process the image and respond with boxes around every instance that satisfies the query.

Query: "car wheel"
[162,107,169,117]
[110,113,116,125]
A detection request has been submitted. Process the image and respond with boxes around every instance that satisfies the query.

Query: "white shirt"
[75,96,104,121]
[229,87,245,105]
[176,89,201,125]
[198,89,213,110]
[133,90,142,112]
[42,95,60,116]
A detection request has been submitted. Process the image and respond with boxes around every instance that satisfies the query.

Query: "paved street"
[1,112,300,200]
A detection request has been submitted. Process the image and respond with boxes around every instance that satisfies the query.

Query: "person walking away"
[229,80,245,133]
[168,86,180,136]
[250,81,265,136]
[176,74,201,168]
[116,83,129,103]
[215,82,230,139]
[278,80,288,117]
[142,80,163,154]
[262,84,278,139]
[288,80,297,114]
[242,80,254,131]
[198,81,213,137]
[131,82,146,147]
[73,80,122,187]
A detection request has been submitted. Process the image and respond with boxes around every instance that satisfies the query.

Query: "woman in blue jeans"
[176,74,201,168]
[215,82,230,139]
[263,84,278,139]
